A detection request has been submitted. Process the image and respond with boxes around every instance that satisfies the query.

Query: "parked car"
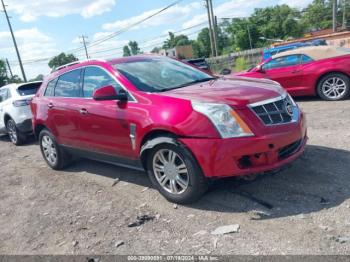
[262,39,327,61]
[31,56,307,203]
[183,58,211,73]
[236,46,350,101]
[0,81,42,145]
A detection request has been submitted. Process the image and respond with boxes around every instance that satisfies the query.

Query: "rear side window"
[82,66,123,97]
[17,82,42,96]
[55,69,82,97]
[44,78,58,97]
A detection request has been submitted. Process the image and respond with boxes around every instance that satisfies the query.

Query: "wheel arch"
[34,123,48,139]
[139,130,180,170]
[315,71,350,93]
[4,113,12,125]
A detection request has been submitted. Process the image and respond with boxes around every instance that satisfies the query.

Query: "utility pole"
[333,0,338,32]
[5,58,13,78]
[204,0,215,57]
[1,0,26,82]
[342,0,346,29]
[209,0,218,57]
[80,35,89,59]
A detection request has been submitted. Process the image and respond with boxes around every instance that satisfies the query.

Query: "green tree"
[163,32,191,49]
[48,53,78,69]
[0,59,8,87]
[128,41,141,55]
[29,74,44,82]
[192,28,211,58]
[301,0,333,30]
[9,75,22,84]
[151,47,161,54]
[123,45,131,57]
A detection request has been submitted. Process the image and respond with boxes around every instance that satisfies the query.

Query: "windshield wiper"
[158,77,217,92]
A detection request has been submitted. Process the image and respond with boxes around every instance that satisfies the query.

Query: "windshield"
[113,57,214,92]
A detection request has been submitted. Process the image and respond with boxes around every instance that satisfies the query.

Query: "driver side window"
[262,55,301,70]
[83,66,123,98]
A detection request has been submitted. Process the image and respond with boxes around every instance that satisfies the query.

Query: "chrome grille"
[250,95,297,125]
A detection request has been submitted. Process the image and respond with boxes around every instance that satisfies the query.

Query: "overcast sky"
[0,0,312,79]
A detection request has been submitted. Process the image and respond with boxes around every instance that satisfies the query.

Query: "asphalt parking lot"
[1,98,350,255]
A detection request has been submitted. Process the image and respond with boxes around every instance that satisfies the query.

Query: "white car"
[0,81,42,145]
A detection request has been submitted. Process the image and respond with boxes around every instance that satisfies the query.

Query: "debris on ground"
[193,230,207,236]
[173,204,178,209]
[111,178,120,187]
[213,238,218,249]
[128,215,155,227]
[72,240,79,247]
[141,187,149,192]
[115,241,124,248]
[211,224,240,235]
[250,210,271,220]
[335,236,350,244]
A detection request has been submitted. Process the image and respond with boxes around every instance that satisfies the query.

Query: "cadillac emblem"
[284,99,294,117]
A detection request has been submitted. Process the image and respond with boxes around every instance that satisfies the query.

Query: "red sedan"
[236,46,350,101]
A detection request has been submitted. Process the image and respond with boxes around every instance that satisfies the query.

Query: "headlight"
[192,102,254,138]
[287,93,297,107]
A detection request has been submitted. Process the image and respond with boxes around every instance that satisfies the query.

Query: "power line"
[8,0,185,66]
[1,0,26,81]
[75,21,208,57]
[83,0,184,50]
[14,21,208,65]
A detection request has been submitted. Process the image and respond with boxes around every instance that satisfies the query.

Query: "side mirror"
[256,65,265,73]
[93,85,128,101]
[220,68,232,75]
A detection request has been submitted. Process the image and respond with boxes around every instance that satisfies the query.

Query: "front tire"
[6,119,25,146]
[146,143,208,204]
[317,73,350,101]
[39,129,71,170]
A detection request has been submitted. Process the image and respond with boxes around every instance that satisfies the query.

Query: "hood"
[161,76,284,108]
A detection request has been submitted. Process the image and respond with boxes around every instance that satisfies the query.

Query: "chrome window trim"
[45,64,138,103]
[248,93,299,126]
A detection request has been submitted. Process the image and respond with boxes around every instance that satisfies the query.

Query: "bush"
[234,57,248,72]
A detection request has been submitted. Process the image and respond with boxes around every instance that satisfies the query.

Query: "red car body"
[31,56,307,202]
[236,48,350,97]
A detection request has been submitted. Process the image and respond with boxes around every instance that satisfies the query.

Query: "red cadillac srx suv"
[31,56,307,203]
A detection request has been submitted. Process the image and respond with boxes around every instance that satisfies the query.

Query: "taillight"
[13,99,31,107]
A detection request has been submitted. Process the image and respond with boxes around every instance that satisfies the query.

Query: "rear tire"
[317,73,350,101]
[6,119,25,146]
[146,142,208,204]
[39,129,71,170]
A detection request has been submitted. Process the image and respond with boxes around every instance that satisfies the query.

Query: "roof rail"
[51,59,107,73]
[52,61,80,72]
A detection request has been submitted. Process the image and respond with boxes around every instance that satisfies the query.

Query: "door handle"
[79,108,88,115]
[48,103,54,109]
[291,70,301,73]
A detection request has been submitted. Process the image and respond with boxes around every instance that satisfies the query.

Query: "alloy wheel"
[7,120,17,144]
[322,77,347,100]
[152,149,189,194]
[41,135,58,166]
